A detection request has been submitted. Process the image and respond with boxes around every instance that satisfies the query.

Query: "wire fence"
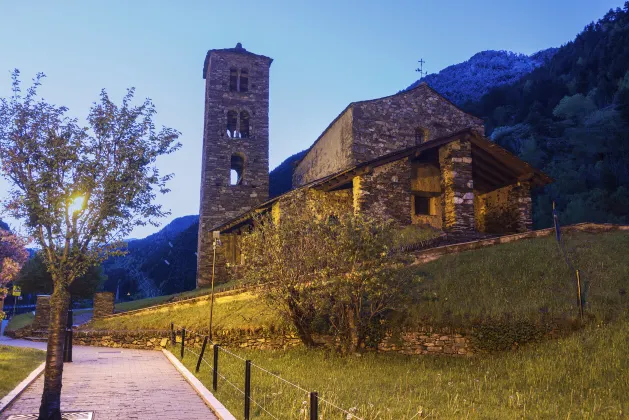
[172,325,363,420]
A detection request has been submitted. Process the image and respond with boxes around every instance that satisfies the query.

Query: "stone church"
[196,44,552,287]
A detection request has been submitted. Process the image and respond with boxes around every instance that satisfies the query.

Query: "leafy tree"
[0,70,180,419]
[15,252,106,299]
[240,200,414,353]
[0,228,29,312]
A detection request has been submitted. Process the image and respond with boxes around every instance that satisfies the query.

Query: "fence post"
[575,269,584,321]
[170,322,175,346]
[196,336,209,373]
[310,391,318,420]
[213,345,219,391]
[181,328,186,359]
[244,360,251,420]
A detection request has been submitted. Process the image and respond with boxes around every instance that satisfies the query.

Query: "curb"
[0,361,45,413]
[162,349,236,420]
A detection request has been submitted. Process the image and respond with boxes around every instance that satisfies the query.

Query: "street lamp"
[69,195,85,214]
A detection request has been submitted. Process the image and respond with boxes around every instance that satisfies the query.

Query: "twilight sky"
[0,0,621,238]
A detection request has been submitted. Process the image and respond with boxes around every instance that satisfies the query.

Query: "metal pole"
[181,328,186,359]
[209,239,216,341]
[310,392,318,420]
[213,345,219,391]
[244,360,251,420]
[64,306,73,363]
[576,269,584,321]
[170,322,175,346]
[196,336,209,373]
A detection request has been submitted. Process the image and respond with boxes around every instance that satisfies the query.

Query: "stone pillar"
[93,292,114,319]
[510,182,533,232]
[32,295,51,331]
[439,140,475,232]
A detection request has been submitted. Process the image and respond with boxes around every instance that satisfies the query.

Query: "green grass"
[391,224,442,249]
[0,345,45,399]
[90,291,282,332]
[113,279,243,313]
[174,319,629,419]
[6,312,35,332]
[405,231,629,327]
[90,231,629,333]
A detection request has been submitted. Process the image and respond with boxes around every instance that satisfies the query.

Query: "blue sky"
[0,0,622,238]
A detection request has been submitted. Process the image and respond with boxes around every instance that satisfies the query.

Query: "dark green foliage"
[463,3,629,227]
[16,252,106,299]
[470,320,554,352]
[268,149,307,198]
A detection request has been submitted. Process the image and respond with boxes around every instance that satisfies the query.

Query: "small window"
[415,128,427,145]
[240,111,250,138]
[229,68,238,92]
[414,195,431,215]
[230,154,245,185]
[227,110,238,137]
[240,69,249,92]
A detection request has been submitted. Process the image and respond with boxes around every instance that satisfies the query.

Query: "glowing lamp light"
[69,196,85,214]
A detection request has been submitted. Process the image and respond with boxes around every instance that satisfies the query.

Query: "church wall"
[353,159,412,225]
[293,108,354,187]
[410,161,443,229]
[474,182,533,234]
[352,85,485,165]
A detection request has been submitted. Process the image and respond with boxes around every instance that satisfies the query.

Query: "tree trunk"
[0,296,5,314]
[38,281,70,420]
[346,305,359,354]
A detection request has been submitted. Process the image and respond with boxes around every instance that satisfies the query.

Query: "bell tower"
[197,43,272,288]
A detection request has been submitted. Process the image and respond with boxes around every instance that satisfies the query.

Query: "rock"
[160,338,168,347]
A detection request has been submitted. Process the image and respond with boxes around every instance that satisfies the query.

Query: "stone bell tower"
[196,43,273,288]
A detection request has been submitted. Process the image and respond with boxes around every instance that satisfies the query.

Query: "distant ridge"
[407,49,558,106]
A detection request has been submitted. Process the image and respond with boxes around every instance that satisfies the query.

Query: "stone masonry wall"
[352,83,485,165]
[198,45,272,288]
[293,108,354,187]
[93,292,114,319]
[353,159,412,225]
[474,182,533,234]
[32,295,50,331]
[439,140,475,232]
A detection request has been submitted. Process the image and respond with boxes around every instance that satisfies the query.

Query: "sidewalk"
[0,339,218,420]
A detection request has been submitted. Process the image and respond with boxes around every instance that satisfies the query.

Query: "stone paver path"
[0,341,217,420]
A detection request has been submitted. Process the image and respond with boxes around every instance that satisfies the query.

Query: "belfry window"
[239,69,249,92]
[240,111,250,138]
[229,68,238,92]
[227,110,238,137]
[415,128,427,145]
[230,154,245,185]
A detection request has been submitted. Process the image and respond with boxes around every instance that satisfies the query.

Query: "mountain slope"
[407,49,557,106]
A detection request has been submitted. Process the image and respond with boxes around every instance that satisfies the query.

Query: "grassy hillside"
[89,231,629,333]
[175,319,629,419]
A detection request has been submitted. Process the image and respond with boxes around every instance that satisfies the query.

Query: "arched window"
[227,110,238,137]
[230,154,245,185]
[415,128,427,145]
[239,69,249,92]
[240,111,250,138]
[229,68,238,92]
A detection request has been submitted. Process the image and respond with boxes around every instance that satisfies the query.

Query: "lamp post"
[209,231,220,340]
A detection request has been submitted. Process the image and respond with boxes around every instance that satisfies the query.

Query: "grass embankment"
[0,345,45,399]
[91,231,629,333]
[174,320,629,419]
[6,312,35,332]
[90,291,280,332]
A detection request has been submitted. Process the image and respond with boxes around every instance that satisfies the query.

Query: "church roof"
[293,82,484,168]
[203,43,273,79]
[213,128,552,233]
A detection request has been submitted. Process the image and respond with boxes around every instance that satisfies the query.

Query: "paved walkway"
[0,339,218,420]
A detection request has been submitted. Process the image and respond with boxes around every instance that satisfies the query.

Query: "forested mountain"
[407,49,557,105]
[101,215,198,297]
[464,3,629,227]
